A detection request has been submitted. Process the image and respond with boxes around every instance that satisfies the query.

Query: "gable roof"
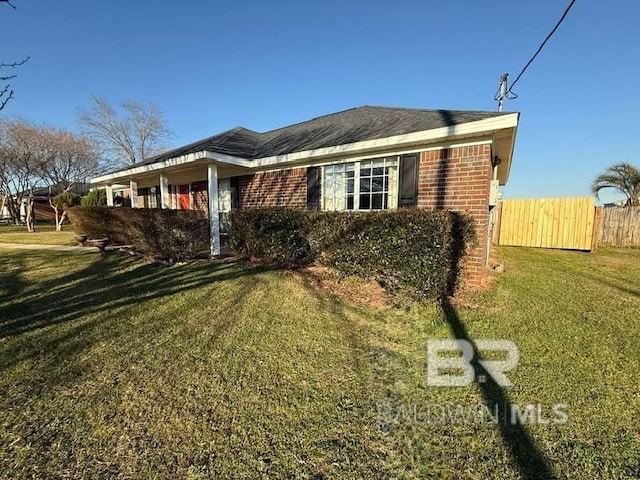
[119,106,511,172]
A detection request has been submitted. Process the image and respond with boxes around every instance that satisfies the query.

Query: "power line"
[507,0,577,95]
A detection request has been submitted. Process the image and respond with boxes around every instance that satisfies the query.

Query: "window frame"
[321,156,399,212]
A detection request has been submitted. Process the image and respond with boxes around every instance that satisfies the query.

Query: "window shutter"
[307,167,321,210]
[399,154,419,207]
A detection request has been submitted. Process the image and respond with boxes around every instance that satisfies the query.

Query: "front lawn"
[0,223,76,245]
[0,247,638,478]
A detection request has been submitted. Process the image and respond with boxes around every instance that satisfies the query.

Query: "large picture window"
[322,157,398,211]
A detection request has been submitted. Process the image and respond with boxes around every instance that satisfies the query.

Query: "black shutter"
[154,186,161,209]
[230,177,240,210]
[306,167,321,210]
[398,154,418,207]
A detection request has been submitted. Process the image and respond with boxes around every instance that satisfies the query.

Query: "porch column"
[130,180,138,208]
[208,164,221,256]
[105,185,114,207]
[160,174,169,209]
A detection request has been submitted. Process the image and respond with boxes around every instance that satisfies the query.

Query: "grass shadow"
[0,251,255,374]
[441,300,555,479]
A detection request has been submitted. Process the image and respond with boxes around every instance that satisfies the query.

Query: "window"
[359,158,397,210]
[139,186,159,208]
[323,163,354,211]
[322,157,398,211]
[147,187,158,208]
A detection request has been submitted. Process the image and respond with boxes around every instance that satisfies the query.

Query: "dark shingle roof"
[256,106,507,157]
[123,106,509,171]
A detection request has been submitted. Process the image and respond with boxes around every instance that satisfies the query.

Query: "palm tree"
[592,162,640,207]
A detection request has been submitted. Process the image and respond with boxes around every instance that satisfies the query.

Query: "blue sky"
[2,0,639,203]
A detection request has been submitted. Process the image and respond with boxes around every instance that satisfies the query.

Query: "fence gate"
[497,197,596,251]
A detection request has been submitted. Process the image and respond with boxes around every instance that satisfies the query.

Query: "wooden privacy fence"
[497,197,596,251]
[599,206,640,247]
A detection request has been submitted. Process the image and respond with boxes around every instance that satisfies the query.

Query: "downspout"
[487,160,499,267]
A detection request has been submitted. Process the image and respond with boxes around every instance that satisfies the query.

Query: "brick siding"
[192,181,208,213]
[416,144,493,287]
[238,168,307,208]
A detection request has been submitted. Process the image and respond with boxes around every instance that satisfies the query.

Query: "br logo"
[427,339,519,387]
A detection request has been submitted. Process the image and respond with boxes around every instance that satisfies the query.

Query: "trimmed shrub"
[229,208,313,268]
[68,207,210,261]
[80,189,107,207]
[230,208,476,300]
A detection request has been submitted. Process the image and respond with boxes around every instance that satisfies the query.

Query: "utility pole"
[496,73,509,112]
[488,73,510,266]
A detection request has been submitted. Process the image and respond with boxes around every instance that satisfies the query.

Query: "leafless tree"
[38,127,99,230]
[0,119,99,231]
[1,0,29,112]
[78,96,172,170]
[0,120,43,231]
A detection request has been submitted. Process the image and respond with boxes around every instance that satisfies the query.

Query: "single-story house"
[1,183,91,223]
[90,106,519,286]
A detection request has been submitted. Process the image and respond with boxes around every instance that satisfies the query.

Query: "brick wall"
[192,181,208,213]
[417,144,493,287]
[238,168,307,208]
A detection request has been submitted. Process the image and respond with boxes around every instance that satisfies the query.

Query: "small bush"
[230,208,476,299]
[80,189,107,207]
[68,207,210,261]
[52,191,81,210]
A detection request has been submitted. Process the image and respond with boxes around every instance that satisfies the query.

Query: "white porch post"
[208,164,221,256]
[130,180,138,208]
[160,174,169,209]
[105,185,114,207]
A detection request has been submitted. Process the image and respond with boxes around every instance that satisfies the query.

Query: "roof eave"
[250,113,519,169]
[90,113,520,185]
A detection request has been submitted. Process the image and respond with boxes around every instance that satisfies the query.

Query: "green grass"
[0,224,76,245]
[0,247,638,478]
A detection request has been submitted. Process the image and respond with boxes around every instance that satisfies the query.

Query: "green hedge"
[229,208,313,268]
[80,189,107,207]
[68,207,210,261]
[230,208,476,299]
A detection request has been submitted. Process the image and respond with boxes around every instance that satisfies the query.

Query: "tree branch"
[0,84,15,110]
[0,57,30,69]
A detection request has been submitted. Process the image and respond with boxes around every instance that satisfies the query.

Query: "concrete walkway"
[0,243,101,252]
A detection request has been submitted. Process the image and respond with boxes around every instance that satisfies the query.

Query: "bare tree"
[38,127,99,230]
[1,0,29,112]
[78,96,172,170]
[0,120,43,231]
[0,119,99,231]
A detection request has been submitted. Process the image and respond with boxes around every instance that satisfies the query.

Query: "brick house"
[91,106,519,286]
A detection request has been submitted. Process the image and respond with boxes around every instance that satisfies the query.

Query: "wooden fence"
[598,206,640,247]
[497,197,596,251]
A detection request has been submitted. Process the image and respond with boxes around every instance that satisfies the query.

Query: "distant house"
[91,106,519,286]
[1,183,91,223]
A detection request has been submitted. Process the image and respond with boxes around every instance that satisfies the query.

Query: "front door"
[178,185,190,210]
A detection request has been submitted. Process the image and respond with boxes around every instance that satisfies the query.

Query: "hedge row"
[230,208,476,300]
[68,206,210,261]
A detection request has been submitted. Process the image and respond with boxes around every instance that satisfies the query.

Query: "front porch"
[98,162,248,257]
